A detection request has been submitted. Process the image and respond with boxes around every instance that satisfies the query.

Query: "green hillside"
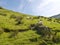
[0,7,60,45]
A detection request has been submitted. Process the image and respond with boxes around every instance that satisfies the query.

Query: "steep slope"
[0,7,60,45]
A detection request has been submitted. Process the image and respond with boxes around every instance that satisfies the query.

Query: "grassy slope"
[0,8,60,45]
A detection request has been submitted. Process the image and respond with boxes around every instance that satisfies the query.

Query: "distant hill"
[51,14,60,19]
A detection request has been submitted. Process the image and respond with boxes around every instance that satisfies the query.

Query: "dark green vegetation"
[0,7,60,45]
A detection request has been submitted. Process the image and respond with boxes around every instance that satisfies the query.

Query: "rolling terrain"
[0,7,60,45]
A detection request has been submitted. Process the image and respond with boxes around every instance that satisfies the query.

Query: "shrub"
[0,7,3,9]
[8,30,18,38]
[47,18,52,21]
[39,40,47,45]
[52,36,60,43]
[3,28,10,32]
[10,15,16,19]
[29,38,37,42]
[0,13,6,16]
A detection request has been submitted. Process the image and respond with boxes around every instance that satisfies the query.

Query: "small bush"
[47,18,52,21]
[0,13,6,16]
[8,30,18,38]
[10,15,16,19]
[0,7,3,9]
[29,38,37,42]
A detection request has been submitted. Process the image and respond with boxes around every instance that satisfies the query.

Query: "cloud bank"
[31,0,60,17]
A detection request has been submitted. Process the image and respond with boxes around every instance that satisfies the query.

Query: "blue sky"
[0,0,60,17]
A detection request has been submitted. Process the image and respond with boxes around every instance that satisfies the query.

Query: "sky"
[0,0,60,17]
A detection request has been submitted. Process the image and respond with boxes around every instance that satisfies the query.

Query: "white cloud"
[28,0,32,2]
[14,0,60,17]
[18,4,24,10]
[32,0,60,17]
[38,0,60,9]
[27,0,34,3]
